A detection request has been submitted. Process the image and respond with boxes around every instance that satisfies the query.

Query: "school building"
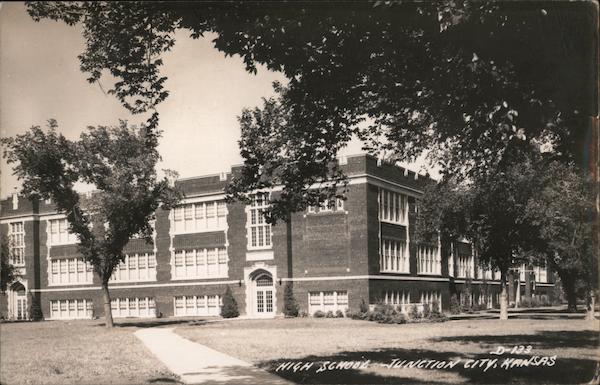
[0,154,556,320]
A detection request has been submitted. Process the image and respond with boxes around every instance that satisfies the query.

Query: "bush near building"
[283,283,299,317]
[450,294,461,314]
[220,286,239,318]
[346,302,447,324]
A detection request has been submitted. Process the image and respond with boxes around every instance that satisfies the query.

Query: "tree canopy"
[1,120,180,326]
[416,145,597,317]
[524,160,597,311]
[0,235,20,293]
[26,1,597,219]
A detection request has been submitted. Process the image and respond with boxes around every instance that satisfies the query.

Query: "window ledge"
[379,219,408,226]
[170,276,229,281]
[171,229,226,235]
[306,210,347,216]
[47,282,94,287]
[109,279,158,284]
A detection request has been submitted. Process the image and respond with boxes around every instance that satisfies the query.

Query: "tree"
[23,1,597,318]
[524,161,596,315]
[1,120,179,327]
[0,235,19,293]
[226,90,347,222]
[26,1,597,217]
[220,286,239,318]
[417,146,542,320]
[283,282,299,317]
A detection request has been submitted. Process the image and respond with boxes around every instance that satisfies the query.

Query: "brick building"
[0,154,555,320]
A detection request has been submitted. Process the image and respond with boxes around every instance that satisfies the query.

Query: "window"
[383,290,411,313]
[308,290,348,314]
[172,248,228,279]
[420,291,442,312]
[48,218,78,245]
[110,253,157,282]
[50,299,93,319]
[49,258,93,285]
[380,239,409,273]
[417,245,441,275]
[8,222,25,265]
[247,193,271,249]
[534,264,547,283]
[519,263,526,281]
[378,188,408,225]
[172,200,227,234]
[456,255,474,278]
[174,295,222,316]
[307,198,345,214]
[479,266,498,280]
[110,297,155,318]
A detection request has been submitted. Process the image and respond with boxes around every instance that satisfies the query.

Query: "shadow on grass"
[432,330,599,350]
[489,307,587,314]
[94,318,213,329]
[147,376,184,384]
[256,330,599,384]
[448,312,586,321]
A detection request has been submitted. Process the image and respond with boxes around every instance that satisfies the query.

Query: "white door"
[10,284,27,320]
[254,275,274,316]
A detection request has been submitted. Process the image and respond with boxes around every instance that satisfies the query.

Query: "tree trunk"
[101,281,114,328]
[585,289,596,320]
[286,218,293,279]
[563,277,578,312]
[500,270,509,320]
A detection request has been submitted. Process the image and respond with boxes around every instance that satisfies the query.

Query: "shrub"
[28,295,43,321]
[283,283,299,317]
[348,310,369,320]
[368,310,385,322]
[431,299,442,315]
[391,313,408,324]
[220,286,239,318]
[422,303,431,319]
[409,305,421,319]
[359,299,369,313]
[381,312,407,324]
[450,294,461,314]
[345,310,357,319]
[313,310,326,318]
[299,311,309,318]
[325,310,335,318]
[540,295,551,307]
[427,311,448,322]
[335,310,344,318]
[520,297,532,308]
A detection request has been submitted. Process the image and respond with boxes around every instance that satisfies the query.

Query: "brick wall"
[0,154,557,319]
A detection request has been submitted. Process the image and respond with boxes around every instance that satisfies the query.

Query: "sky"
[0,2,433,199]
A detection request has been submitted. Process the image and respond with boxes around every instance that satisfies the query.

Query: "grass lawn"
[176,317,600,384]
[0,320,180,385]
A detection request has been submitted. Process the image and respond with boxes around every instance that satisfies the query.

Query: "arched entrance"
[8,281,27,320]
[249,270,275,317]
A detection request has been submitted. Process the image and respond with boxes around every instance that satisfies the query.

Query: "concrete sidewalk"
[135,327,291,385]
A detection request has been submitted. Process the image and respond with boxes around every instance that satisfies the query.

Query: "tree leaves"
[25,1,596,222]
[1,121,180,282]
